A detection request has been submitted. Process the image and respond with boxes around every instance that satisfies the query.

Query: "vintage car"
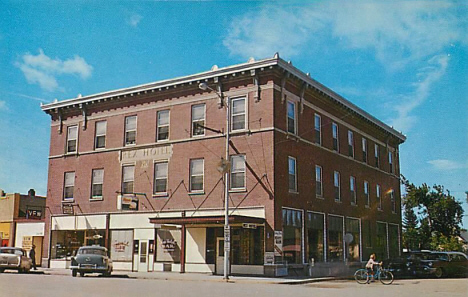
[410,251,468,278]
[70,246,113,277]
[0,247,32,273]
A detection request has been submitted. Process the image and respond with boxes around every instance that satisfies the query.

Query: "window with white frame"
[288,157,297,192]
[95,121,107,149]
[376,184,382,210]
[375,144,380,168]
[154,162,168,194]
[63,172,75,201]
[91,169,104,200]
[287,101,296,134]
[190,159,204,192]
[315,165,323,197]
[334,171,341,201]
[332,122,339,152]
[389,151,393,174]
[122,165,135,194]
[191,104,205,137]
[362,137,367,163]
[231,98,246,131]
[125,116,137,145]
[350,176,356,205]
[230,155,246,190]
[314,114,321,145]
[157,110,170,141]
[67,125,78,153]
[364,181,370,207]
[348,130,354,158]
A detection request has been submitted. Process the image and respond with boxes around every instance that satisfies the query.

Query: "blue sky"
[0,1,467,226]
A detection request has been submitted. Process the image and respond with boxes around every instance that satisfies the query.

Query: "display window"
[50,230,105,259]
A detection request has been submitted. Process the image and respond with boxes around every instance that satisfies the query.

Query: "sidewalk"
[37,268,337,284]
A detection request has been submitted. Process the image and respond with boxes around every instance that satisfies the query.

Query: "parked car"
[421,252,468,278]
[0,247,32,273]
[70,246,113,277]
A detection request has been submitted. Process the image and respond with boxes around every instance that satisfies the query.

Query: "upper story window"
[334,171,341,202]
[191,104,205,137]
[332,122,339,152]
[287,101,296,134]
[350,176,356,205]
[157,110,170,141]
[314,114,321,145]
[364,181,370,207]
[230,155,246,190]
[231,97,246,131]
[376,184,382,210]
[389,151,394,174]
[154,162,168,195]
[122,165,135,194]
[95,121,107,149]
[288,157,297,192]
[63,172,75,201]
[362,137,367,163]
[315,165,323,197]
[91,169,104,200]
[348,130,354,158]
[390,189,396,213]
[66,125,78,153]
[375,144,380,168]
[125,116,137,146]
[190,159,204,192]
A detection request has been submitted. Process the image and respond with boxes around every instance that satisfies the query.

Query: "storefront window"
[345,218,360,262]
[231,227,264,265]
[110,230,133,262]
[376,222,387,260]
[50,230,105,259]
[328,215,343,262]
[282,208,302,264]
[156,229,180,263]
[306,212,324,263]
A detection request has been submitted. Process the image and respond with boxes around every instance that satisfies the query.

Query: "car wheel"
[0,269,4,273]
[434,268,444,278]
[72,269,77,277]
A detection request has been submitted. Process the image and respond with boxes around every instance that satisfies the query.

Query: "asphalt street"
[0,272,467,297]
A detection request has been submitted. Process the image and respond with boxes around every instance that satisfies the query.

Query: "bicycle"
[354,264,394,285]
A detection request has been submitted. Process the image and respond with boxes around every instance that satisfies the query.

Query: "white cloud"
[0,100,7,111]
[389,54,448,132]
[17,49,93,91]
[127,13,143,27]
[428,159,468,171]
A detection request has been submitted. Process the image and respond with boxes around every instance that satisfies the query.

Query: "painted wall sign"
[120,145,173,163]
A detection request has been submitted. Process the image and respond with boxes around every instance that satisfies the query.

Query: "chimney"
[28,189,36,197]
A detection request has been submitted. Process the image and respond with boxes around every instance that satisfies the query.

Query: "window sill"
[124,143,136,146]
[188,191,205,196]
[90,197,103,201]
[316,195,324,199]
[334,199,342,203]
[153,193,169,198]
[351,203,357,207]
[230,188,247,193]
[288,190,299,194]
[62,199,74,203]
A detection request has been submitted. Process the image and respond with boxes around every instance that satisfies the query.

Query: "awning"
[149,215,264,225]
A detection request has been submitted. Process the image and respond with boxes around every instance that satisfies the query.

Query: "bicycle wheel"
[354,269,369,284]
[379,269,394,285]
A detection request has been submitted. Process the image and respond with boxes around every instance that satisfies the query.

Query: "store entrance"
[216,237,226,275]
[137,240,149,272]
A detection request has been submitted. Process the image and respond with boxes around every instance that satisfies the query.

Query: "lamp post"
[199,82,230,280]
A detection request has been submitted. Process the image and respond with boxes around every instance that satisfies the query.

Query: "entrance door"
[138,241,149,272]
[216,237,225,275]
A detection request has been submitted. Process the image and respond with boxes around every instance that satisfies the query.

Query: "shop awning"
[149,215,264,226]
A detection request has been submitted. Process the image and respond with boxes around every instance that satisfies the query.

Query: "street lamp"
[199,82,231,280]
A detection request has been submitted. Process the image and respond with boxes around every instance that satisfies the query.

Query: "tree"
[402,205,419,250]
[402,178,464,251]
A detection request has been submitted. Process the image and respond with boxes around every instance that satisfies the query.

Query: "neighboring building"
[41,54,405,276]
[0,189,46,266]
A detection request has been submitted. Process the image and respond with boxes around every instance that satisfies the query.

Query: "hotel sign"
[120,145,173,165]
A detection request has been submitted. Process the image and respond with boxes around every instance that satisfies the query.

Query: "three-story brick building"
[41,54,405,276]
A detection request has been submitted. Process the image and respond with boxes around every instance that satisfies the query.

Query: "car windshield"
[0,248,23,256]
[433,253,449,261]
[78,248,106,256]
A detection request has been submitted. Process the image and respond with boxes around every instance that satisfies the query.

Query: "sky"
[0,1,467,226]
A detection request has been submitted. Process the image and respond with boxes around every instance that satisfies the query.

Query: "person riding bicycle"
[365,254,382,283]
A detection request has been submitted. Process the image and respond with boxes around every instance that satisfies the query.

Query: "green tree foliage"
[402,178,464,251]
